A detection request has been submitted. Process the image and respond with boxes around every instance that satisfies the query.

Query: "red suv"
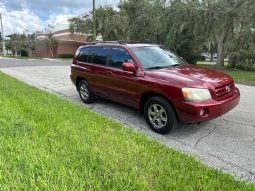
[70,41,240,134]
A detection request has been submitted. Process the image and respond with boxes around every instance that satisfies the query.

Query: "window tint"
[78,47,92,62]
[92,47,109,65]
[109,48,133,68]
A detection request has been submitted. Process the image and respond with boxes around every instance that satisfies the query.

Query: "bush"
[175,30,201,64]
[228,50,255,71]
[196,55,206,61]
[20,50,28,57]
[183,54,203,64]
[58,54,74,58]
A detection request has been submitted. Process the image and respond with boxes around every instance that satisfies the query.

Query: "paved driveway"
[1,58,255,183]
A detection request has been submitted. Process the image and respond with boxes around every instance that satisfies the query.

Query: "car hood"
[147,65,233,88]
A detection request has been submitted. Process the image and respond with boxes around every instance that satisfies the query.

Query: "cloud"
[1,0,89,13]
[0,0,118,36]
[0,3,43,36]
[0,3,72,36]
[45,14,75,31]
[1,0,118,16]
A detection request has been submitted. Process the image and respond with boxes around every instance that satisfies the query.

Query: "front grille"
[213,82,235,101]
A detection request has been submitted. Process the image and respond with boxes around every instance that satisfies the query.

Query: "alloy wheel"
[148,104,168,129]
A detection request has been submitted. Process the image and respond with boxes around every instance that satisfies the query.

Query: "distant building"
[33,29,89,58]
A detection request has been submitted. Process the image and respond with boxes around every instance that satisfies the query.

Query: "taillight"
[72,57,78,65]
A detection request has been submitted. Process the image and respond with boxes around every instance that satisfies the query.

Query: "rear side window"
[109,48,133,68]
[78,47,92,62]
[92,47,109,65]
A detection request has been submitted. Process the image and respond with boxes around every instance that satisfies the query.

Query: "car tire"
[78,80,95,104]
[144,96,177,134]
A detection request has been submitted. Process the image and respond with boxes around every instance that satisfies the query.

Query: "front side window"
[109,48,134,68]
[131,46,186,70]
[92,47,109,65]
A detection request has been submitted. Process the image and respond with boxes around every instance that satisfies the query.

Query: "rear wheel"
[144,96,177,134]
[78,80,95,104]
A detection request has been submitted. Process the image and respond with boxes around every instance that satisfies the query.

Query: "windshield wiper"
[171,63,186,66]
[147,66,167,70]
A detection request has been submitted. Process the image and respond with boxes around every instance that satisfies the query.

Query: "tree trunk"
[216,40,225,68]
[215,21,232,68]
[27,49,33,58]
[50,47,54,58]
[210,50,214,61]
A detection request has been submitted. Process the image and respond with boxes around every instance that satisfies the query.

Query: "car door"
[76,46,110,97]
[103,47,142,108]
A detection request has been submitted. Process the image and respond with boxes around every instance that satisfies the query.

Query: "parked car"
[70,41,240,134]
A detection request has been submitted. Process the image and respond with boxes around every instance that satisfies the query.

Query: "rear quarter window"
[77,47,92,63]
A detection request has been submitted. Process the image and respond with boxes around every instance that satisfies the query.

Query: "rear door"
[87,46,110,97]
[76,46,110,97]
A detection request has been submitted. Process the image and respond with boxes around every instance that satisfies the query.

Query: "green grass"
[198,61,255,85]
[0,72,254,190]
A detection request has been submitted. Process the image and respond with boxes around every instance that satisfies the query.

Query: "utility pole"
[93,0,96,41]
[0,13,6,55]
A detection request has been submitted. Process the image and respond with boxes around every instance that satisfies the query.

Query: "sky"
[0,0,118,37]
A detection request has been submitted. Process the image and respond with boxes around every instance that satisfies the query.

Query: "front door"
[104,47,142,109]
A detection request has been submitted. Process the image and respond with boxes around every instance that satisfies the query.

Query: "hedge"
[58,54,74,58]
[228,50,255,71]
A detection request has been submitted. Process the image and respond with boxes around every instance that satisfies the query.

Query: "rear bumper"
[70,74,76,86]
[174,87,240,123]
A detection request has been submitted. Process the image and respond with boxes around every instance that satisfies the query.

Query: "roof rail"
[83,42,97,45]
[83,40,141,45]
[96,41,120,44]
[118,40,141,44]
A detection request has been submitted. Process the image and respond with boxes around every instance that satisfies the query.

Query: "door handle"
[83,66,90,71]
[106,71,113,75]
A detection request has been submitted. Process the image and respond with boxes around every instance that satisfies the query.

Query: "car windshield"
[131,46,187,70]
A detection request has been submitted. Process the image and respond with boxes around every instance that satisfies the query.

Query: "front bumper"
[174,87,240,123]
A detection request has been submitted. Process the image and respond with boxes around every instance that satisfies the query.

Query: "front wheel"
[144,96,177,134]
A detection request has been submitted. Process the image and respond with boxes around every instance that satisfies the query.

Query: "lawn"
[198,61,255,85]
[0,72,254,190]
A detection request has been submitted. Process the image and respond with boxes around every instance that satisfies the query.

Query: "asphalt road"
[1,57,255,183]
[0,57,71,68]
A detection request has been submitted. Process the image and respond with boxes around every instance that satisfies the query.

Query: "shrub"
[228,50,255,71]
[58,54,74,58]
[175,30,201,64]
[20,50,28,57]
[183,54,204,64]
[196,55,206,61]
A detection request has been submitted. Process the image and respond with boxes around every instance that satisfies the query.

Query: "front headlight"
[182,88,212,101]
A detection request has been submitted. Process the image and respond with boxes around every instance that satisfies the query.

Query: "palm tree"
[45,32,57,58]
[44,25,57,58]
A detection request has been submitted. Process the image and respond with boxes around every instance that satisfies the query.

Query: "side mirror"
[122,62,136,73]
